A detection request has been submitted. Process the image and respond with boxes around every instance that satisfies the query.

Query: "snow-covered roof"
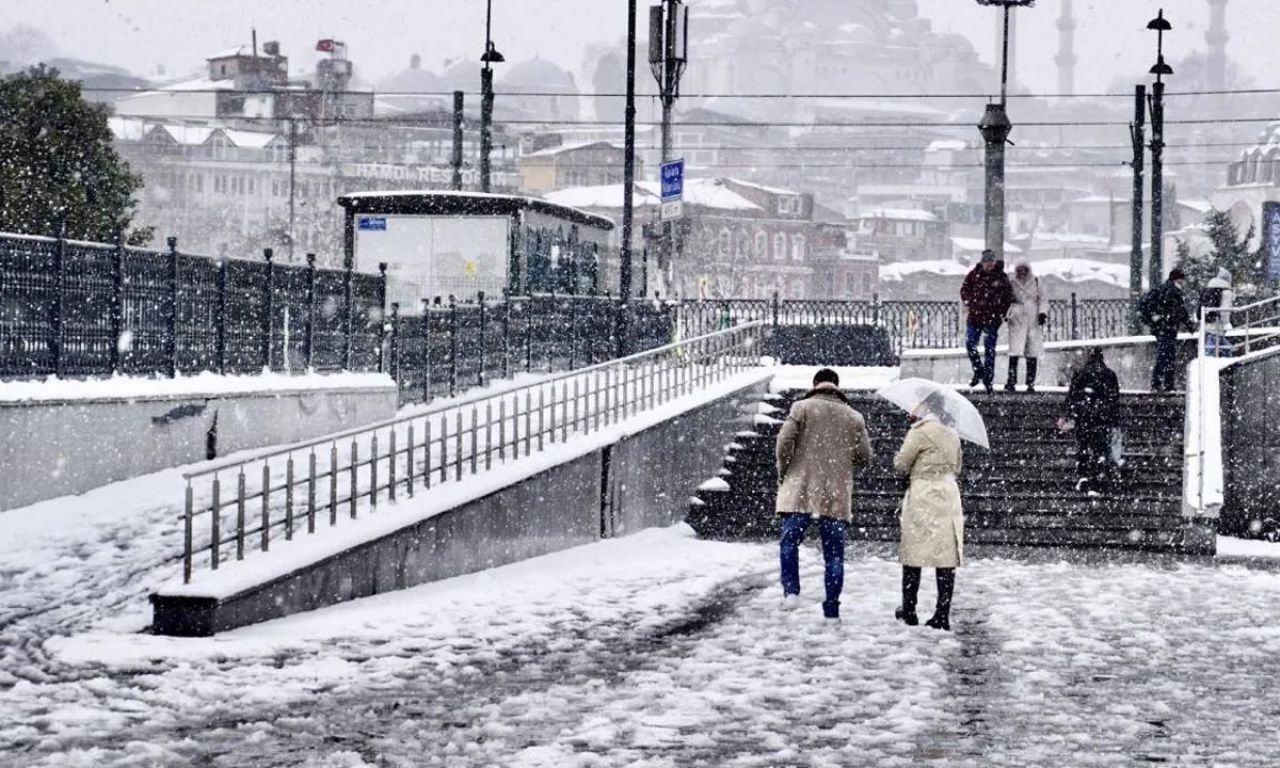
[222,129,278,149]
[521,141,620,159]
[879,260,968,282]
[880,257,1128,288]
[543,179,762,213]
[1181,199,1213,214]
[543,184,660,210]
[951,237,1021,254]
[155,124,216,145]
[926,139,969,152]
[856,208,938,222]
[107,117,149,142]
[206,46,283,61]
[154,77,236,93]
[725,178,798,196]
[1030,232,1111,247]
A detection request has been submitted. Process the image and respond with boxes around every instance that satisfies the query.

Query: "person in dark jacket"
[1061,347,1121,492]
[960,250,1013,393]
[1139,267,1194,392]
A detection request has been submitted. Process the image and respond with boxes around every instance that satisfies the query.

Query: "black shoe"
[969,374,981,387]
[983,383,994,394]
[1003,382,1016,392]
[925,615,951,631]
[1025,384,1036,393]
[895,606,919,626]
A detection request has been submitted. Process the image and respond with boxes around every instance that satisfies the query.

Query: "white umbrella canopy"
[875,378,990,449]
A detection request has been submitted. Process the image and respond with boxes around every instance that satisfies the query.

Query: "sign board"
[357,216,387,231]
[660,158,684,201]
[661,199,683,221]
[352,214,509,306]
[1265,201,1280,282]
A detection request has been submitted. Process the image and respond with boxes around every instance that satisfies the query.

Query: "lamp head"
[1149,55,1174,77]
[1147,10,1172,31]
[481,41,505,64]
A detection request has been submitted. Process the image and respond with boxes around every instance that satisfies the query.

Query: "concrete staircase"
[686,389,1201,552]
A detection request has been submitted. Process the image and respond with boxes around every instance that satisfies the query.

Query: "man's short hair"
[813,368,840,387]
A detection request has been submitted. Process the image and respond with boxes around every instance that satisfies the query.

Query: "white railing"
[176,322,766,583]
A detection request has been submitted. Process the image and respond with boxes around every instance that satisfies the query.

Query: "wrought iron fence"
[0,231,386,379]
[177,322,765,583]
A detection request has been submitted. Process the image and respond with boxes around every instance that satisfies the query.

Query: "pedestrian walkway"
[6,525,1280,766]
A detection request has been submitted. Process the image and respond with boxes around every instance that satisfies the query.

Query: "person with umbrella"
[877,379,986,632]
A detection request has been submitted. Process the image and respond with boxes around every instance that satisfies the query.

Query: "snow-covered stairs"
[687,389,1194,552]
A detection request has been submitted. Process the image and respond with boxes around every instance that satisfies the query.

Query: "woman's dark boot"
[926,568,954,631]
[1004,357,1019,392]
[896,566,920,625]
[1025,358,1038,393]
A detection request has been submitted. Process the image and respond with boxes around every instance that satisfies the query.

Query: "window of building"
[718,227,731,256]
[844,271,857,296]
[791,234,806,261]
[754,231,767,258]
[736,232,749,257]
[774,232,787,258]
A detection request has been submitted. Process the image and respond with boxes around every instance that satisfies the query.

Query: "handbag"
[1109,428,1125,467]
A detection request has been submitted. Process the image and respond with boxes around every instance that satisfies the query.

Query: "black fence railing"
[0,231,387,379]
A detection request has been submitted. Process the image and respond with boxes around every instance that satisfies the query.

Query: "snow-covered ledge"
[1183,357,1231,520]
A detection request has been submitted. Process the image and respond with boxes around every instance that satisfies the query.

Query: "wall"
[901,335,1199,390]
[1220,352,1280,536]
[151,379,767,636]
[0,385,397,511]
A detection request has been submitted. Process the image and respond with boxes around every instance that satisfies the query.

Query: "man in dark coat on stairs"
[960,250,1013,393]
[776,368,873,621]
[1062,348,1121,493]
[1139,267,1194,392]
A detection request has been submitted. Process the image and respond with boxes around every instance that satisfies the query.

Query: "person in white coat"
[1005,262,1048,392]
[1200,267,1235,357]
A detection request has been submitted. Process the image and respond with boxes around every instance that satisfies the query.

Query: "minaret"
[1207,0,1229,90]
[1055,0,1077,95]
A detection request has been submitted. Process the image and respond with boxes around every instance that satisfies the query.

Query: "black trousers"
[1152,335,1179,392]
[1076,426,1112,487]
[902,565,955,620]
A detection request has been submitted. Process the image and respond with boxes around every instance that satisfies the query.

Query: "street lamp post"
[618,0,639,357]
[975,0,1033,264]
[1147,9,1173,287]
[479,0,505,193]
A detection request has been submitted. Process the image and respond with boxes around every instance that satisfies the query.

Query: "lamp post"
[975,0,1033,263]
[1147,9,1173,287]
[479,0,505,193]
[618,0,639,357]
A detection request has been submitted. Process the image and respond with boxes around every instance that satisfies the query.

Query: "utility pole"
[649,0,687,296]
[975,0,1033,264]
[452,90,465,191]
[479,0,504,193]
[287,116,297,262]
[1147,9,1173,287]
[1129,84,1146,330]
[618,0,638,356]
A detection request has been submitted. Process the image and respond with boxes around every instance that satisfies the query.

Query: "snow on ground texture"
[6,517,1280,765]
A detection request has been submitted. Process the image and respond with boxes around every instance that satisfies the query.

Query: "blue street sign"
[660,159,684,201]
[358,216,387,231]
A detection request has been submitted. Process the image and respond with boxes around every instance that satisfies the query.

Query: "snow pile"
[0,370,395,404]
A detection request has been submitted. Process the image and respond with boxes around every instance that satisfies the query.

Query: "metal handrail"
[186,321,763,480]
[177,321,766,582]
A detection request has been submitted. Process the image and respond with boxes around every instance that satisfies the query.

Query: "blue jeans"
[779,513,848,618]
[965,321,1000,386]
[1206,333,1232,358]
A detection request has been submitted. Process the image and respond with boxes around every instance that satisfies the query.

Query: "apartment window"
[736,232,749,257]
[791,234,806,261]
[754,231,767,258]
[774,232,787,258]
[718,227,731,256]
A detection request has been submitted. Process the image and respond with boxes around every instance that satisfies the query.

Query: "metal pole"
[1131,84,1147,331]
[52,220,66,378]
[287,118,297,262]
[480,0,497,193]
[262,248,274,370]
[110,231,125,375]
[1000,5,1011,106]
[618,0,638,357]
[1150,78,1166,287]
[979,105,1011,262]
[304,253,316,369]
[452,90,465,191]
[167,236,179,378]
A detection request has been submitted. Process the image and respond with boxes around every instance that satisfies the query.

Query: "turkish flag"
[315,39,335,52]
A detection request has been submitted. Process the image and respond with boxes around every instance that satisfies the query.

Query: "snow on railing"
[176,322,766,583]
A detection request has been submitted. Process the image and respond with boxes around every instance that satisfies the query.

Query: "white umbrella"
[875,378,990,449]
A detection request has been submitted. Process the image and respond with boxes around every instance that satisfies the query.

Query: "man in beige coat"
[776,368,873,620]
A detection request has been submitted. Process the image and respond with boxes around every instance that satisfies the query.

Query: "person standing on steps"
[776,368,873,622]
[1005,262,1048,393]
[1200,267,1235,358]
[1138,266,1194,392]
[1060,347,1122,493]
[893,391,964,632]
[960,250,1013,394]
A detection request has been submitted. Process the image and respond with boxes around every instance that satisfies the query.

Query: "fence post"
[448,294,458,397]
[872,292,881,326]
[167,236,179,378]
[342,258,354,371]
[376,262,389,374]
[525,295,534,372]
[421,298,432,403]
[1070,292,1080,341]
[771,290,781,330]
[477,290,487,387]
[109,230,125,375]
[261,248,274,370]
[51,221,66,378]
[568,295,577,369]
[389,302,401,384]
[216,257,228,374]
[304,253,316,370]
[501,289,512,379]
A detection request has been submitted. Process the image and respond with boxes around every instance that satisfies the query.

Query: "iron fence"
[0,231,387,379]
[177,322,766,583]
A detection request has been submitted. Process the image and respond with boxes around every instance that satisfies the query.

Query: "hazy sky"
[8,0,1279,94]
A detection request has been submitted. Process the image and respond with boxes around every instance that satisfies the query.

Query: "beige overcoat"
[775,386,873,522]
[894,419,965,568]
[1006,273,1046,358]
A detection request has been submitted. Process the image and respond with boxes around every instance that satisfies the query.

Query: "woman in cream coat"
[893,394,964,631]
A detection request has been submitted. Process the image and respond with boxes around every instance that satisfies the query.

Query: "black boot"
[1025,358,1038,393]
[969,370,982,388]
[896,566,921,625]
[1004,357,1019,392]
[926,568,954,631]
